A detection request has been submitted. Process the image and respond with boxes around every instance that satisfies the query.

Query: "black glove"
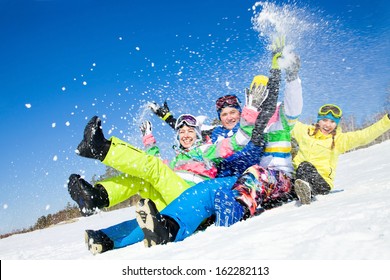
[149,101,171,120]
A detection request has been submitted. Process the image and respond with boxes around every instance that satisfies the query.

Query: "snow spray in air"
[250,1,316,69]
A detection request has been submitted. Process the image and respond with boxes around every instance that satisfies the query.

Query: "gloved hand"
[148,101,171,120]
[285,53,301,82]
[271,35,285,70]
[245,75,269,109]
[140,120,152,136]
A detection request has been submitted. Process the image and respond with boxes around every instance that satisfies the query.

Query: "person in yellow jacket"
[291,103,390,204]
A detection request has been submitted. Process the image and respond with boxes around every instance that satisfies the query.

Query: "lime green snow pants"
[97,136,190,211]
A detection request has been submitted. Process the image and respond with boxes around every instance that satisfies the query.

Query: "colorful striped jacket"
[258,77,303,176]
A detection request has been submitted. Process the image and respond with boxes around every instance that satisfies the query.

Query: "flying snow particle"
[119,37,123,40]
[65,121,70,126]
[53,155,58,161]
[45,205,50,211]
[61,86,66,91]
[3,204,8,210]
[136,47,140,51]
[52,123,56,128]
[82,81,87,86]
[25,104,32,109]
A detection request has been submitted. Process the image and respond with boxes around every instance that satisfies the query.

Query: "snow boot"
[135,198,179,247]
[294,179,312,205]
[76,116,111,161]
[67,174,109,216]
[84,230,114,255]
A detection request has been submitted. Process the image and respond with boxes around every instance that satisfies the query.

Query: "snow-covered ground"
[2,140,390,279]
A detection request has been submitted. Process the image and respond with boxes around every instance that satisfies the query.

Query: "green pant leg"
[102,136,190,205]
[97,174,167,210]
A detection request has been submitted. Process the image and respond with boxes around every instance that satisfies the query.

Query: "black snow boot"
[76,116,111,161]
[68,174,109,216]
[135,198,179,247]
[85,230,114,255]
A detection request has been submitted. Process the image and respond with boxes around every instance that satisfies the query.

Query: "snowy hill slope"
[1,140,390,260]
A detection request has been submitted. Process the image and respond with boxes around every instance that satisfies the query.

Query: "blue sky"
[0,0,389,235]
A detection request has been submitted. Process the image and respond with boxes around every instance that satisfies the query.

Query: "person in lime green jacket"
[291,104,390,204]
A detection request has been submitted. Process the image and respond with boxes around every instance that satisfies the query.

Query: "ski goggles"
[215,95,241,111]
[318,104,343,118]
[175,114,199,130]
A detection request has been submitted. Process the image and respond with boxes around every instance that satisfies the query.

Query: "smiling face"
[178,124,198,149]
[318,118,337,135]
[219,107,241,130]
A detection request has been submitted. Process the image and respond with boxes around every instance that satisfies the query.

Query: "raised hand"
[148,101,171,120]
[245,75,269,109]
[140,120,153,136]
[271,35,285,70]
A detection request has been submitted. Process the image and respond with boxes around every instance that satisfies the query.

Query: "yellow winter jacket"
[291,114,390,189]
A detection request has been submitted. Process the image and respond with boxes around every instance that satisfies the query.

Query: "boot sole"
[68,175,97,216]
[84,231,103,255]
[76,116,99,158]
[136,199,161,247]
[294,179,312,205]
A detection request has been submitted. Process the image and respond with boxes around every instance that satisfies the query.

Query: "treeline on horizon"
[1,110,389,239]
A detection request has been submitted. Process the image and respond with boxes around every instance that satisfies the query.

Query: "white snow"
[1,140,390,279]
